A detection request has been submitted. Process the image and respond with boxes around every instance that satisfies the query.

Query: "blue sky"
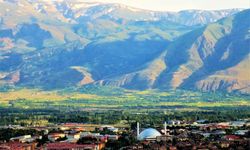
[82,0,250,11]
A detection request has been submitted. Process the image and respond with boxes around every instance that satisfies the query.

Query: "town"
[0,119,249,150]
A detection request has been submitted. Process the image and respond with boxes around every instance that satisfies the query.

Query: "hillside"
[0,0,249,94]
[94,9,250,93]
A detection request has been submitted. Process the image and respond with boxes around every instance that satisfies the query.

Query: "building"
[223,135,241,141]
[67,133,81,140]
[48,133,66,142]
[45,143,99,150]
[156,135,173,142]
[168,120,181,125]
[230,121,246,127]
[10,135,32,143]
[137,128,162,141]
[80,132,100,138]
[106,135,119,140]
[0,141,37,150]
[136,122,171,141]
[99,125,118,133]
[234,130,249,136]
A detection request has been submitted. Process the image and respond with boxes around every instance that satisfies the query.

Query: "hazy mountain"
[30,0,242,25]
[0,0,249,94]
[97,9,250,93]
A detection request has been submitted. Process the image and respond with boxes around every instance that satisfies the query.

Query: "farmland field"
[1,85,250,110]
[0,85,250,126]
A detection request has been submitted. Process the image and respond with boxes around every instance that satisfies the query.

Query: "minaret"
[164,121,167,135]
[137,122,140,139]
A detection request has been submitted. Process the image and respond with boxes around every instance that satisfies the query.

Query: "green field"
[1,85,250,110]
[0,85,250,126]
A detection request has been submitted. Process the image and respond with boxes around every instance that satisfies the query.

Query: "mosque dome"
[138,128,161,140]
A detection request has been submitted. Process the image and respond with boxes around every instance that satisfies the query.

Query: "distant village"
[0,119,249,150]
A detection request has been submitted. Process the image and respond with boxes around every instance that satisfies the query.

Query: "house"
[169,146,177,150]
[48,133,66,142]
[67,132,81,140]
[0,141,37,150]
[219,141,230,148]
[106,135,119,140]
[80,132,100,138]
[107,127,119,133]
[45,143,99,150]
[99,125,118,132]
[212,130,226,135]
[223,135,241,141]
[156,135,173,142]
[10,135,34,143]
[234,130,249,136]
[196,119,208,124]
[230,121,246,127]
[99,125,114,131]
[72,127,85,132]
[168,120,181,125]
[201,133,211,138]
[77,136,106,150]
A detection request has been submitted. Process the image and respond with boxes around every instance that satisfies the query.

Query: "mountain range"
[0,0,249,94]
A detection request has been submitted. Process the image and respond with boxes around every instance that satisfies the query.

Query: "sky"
[81,0,250,11]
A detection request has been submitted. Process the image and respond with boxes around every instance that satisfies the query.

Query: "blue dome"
[138,128,161,140]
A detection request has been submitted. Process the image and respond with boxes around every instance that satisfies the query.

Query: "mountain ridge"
[92,9,250,93]
[0,0,249,94]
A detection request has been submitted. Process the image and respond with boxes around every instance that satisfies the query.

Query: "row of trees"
[0,107,250,126]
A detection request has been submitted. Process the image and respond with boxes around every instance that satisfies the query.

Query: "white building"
[137,128,162,141]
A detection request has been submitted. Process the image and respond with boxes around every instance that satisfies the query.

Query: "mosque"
[137,122,172,141]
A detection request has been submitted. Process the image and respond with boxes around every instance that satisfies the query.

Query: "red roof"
[0,141,34,150]
[46,143,96,149]
[224,135,240,140]
[216,125,229,129]
[203,124,229,129]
